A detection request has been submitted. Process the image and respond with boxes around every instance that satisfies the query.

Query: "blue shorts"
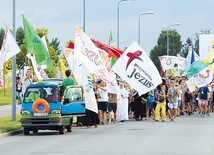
[178,100,182,107]
[146,102,154,109]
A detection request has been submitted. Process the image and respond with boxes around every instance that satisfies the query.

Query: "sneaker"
[180,112,184,116]
[203,115,207,117]
[198,114,203,117]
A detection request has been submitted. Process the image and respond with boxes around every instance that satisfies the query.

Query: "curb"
[0,129,22,138]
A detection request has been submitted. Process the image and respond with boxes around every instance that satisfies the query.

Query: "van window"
[64,87,82,102]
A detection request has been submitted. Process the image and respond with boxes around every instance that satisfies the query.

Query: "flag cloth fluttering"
[185,39,214,79]
[58,58,67,78]
[73,25,100,113]
[22,15,52,72]
[108,30,118,67]
[112,41,162,95]
[159,55,185,71]
[186,64,214,92]
[0,26,21,87]
[26,54,49,80]
[74,25,108,81]
[183,46,196,71]
[185,39,214,91]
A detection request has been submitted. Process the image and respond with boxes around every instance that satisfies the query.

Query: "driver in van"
[47,88,59,102]
[39,88,47,99]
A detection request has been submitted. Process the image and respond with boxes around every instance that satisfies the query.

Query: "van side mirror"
[59,85,64,96]
[63,98,70,104]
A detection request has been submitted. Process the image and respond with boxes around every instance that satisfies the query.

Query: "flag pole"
[11,0,16,121]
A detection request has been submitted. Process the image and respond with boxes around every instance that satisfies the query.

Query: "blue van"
[20,80,85,135]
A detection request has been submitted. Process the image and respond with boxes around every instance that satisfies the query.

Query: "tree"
[16,27,24,46]
[16,27,28,69]
[181,29,211,59]
[50,38,61,55]
[150,29,182,72]
[180,37,191,58]
[0,28,4,48]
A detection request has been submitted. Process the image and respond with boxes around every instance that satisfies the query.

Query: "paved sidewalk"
[0,104,21,117]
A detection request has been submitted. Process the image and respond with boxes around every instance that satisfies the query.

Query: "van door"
[61,87,85,116]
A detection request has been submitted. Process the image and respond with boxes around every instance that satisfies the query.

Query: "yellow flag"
[59,58,66,78]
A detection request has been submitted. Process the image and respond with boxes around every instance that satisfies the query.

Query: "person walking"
[16,78,23,104]
[167,80,180,121]
[97,80,108,125]
[117,82,129,122]
[198,85,209,117]
[155,84,166,122]
[106,69,119,124]
[145,89,155,121]
[62,69,75,94]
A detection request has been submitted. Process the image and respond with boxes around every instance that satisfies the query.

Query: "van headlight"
[51,110,61,114]
[21,110,30,115]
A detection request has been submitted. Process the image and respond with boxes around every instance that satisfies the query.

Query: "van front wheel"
[67,124,72,132]
[23,128,30,135]
[59,126,65,134]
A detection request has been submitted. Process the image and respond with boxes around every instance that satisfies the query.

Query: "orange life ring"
[32,98,50,113]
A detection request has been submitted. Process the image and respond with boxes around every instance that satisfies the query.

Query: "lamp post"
[83,0,85,32]
[117,0,134,49]
[191,32,202,44]
[138,11,154,45]
[12,0,16,121]
[166,23,180,55]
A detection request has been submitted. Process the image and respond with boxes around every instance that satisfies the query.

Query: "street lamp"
[191,32,202,44]
[166,23,180,55]
[83,0,85,32]
[138,11,154,45]
[12,0,16,121]
[117,0,134,49]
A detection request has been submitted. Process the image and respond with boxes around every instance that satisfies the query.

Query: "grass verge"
[0,87,13,106]
[0,114,22,134]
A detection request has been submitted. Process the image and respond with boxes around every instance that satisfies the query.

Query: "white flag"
[0,27,20,87]
[62,47,75,71]
[159,55,185,71]
[26,54,48,80]
[74,25,108,81]
[186,64,214,92]
[199,34,214,60]
[112,41,162,95]
[73,60,98,113]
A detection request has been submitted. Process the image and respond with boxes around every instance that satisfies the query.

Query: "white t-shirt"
[178,89,182,100]
[106,71,119,94]
[98,87,108,102]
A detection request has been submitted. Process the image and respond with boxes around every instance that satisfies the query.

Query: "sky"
[1,0,214,54]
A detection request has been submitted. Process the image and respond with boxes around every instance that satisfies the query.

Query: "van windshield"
[23,87,60,103]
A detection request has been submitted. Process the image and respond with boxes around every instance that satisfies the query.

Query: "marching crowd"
[87,75,214,128]
[16,68,214,128]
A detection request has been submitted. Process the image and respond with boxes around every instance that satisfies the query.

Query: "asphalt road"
[0,112,214,155]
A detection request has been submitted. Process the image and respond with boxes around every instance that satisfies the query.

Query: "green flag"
[22,15,52,72]
[108,30,117,67]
